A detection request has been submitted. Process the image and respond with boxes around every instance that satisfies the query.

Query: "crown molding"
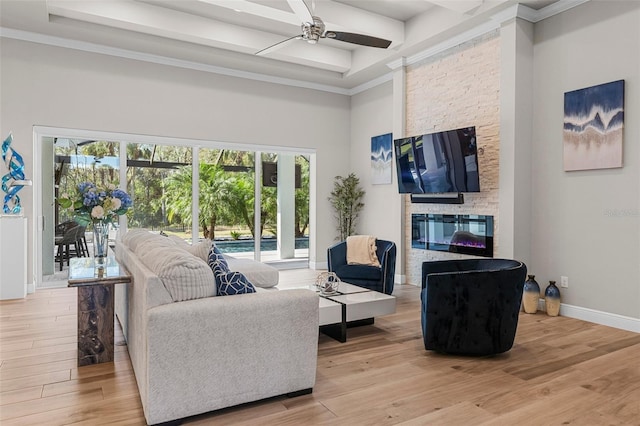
[349,72,394,96]
[533,0,591,22]
[515,4,539,22]
[0,1,591,97]
[405,20,501,68]
[389,0,591,71]
[386,57,407,71]
[492,0,591,24]
[0,27,351,96]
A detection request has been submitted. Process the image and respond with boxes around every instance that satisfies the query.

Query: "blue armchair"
[421,259,527,356]
[327,239,396,295]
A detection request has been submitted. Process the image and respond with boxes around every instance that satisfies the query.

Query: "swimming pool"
[214,237,309,253]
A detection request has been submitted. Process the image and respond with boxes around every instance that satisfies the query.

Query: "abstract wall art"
[371,133,392,185]
[563,80,624,171]
[1,133,28,214]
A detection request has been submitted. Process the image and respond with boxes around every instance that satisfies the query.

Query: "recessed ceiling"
[0,0,568,91]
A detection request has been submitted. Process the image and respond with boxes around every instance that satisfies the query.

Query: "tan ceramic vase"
[545,280,561,316]
[522,275,540,314]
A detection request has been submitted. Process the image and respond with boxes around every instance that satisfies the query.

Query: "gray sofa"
[114,230,319,425]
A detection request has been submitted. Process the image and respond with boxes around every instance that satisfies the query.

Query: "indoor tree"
[328,173,365,241]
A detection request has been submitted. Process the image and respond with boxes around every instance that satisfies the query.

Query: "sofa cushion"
[335,264,382,281]
[225,256,279,288]
[140,246,215,302]
[216,271,256,296]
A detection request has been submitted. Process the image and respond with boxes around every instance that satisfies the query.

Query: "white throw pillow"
[123,230,166,251]
[166,234,189,246]
[181,239,214,263]
[136,237,176,254]
[140,246,215,302]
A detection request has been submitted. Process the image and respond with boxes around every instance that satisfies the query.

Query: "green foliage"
[295,156,310,238]
[328,173,365,241]
[55,143,311,241]
[230,230,241,240]
[56,140,120,201]
[164,164,230,239]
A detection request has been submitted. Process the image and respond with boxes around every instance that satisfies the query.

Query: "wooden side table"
[68,257,131,366]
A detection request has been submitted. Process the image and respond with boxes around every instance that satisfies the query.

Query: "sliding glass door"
[39,130,311,286]
[126,144,193,239]
[44,139,121,280]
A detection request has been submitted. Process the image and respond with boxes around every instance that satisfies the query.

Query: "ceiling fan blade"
[324,31,392,49]
[256,35,302,56]
[287,0,313,23]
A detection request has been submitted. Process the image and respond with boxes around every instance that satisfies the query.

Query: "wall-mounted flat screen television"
[394,126,480,194]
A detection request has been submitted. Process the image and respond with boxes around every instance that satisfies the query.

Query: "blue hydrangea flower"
[82,190,100,207]
[77,182,95,194]
[62,181,132,226]
[112,189,133,208]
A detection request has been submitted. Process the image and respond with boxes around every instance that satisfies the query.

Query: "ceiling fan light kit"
[257,0,392,54]
[302,17,325,44]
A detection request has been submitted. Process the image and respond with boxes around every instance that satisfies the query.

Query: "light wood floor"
[1,269,639,425]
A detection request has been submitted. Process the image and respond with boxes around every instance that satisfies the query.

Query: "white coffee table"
[315,282,396,343]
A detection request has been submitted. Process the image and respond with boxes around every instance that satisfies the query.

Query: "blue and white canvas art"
[563,80,624,171]
[371,133,392,185]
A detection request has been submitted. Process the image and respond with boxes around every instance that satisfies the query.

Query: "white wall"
[349,2,640,324]
[349,80,403,281]
[531,1,640,319]
[0,38,351,285]
[349,82,399,238]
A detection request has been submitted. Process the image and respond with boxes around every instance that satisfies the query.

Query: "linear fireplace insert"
[412,214,494,257]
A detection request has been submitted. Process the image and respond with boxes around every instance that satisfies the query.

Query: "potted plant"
[328,173,365,241]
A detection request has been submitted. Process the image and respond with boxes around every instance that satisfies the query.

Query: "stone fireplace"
[403,31,501,285]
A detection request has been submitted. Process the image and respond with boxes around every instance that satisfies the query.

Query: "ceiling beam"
[46,0,351,72]
[312,0,404,47]
[260,38,351,72]
[427,0,485,15]
[195,0,301,26]
[201,0,404,47]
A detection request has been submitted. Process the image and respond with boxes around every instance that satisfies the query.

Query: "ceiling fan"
[256,0,392,55]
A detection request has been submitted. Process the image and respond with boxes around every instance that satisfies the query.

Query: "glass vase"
[93,221,110,265]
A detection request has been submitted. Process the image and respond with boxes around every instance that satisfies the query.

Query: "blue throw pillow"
[216,271,256,296]
[207,244,229,277]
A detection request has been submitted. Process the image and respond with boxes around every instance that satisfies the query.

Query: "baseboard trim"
[265,259,309,270]
[309,261,328,270]
[395,274,407,285]
[538,299,640,333]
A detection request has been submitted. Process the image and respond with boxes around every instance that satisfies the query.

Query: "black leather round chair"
[421,259,527,356]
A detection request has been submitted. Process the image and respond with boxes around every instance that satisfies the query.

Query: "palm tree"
[165,164,230,239]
